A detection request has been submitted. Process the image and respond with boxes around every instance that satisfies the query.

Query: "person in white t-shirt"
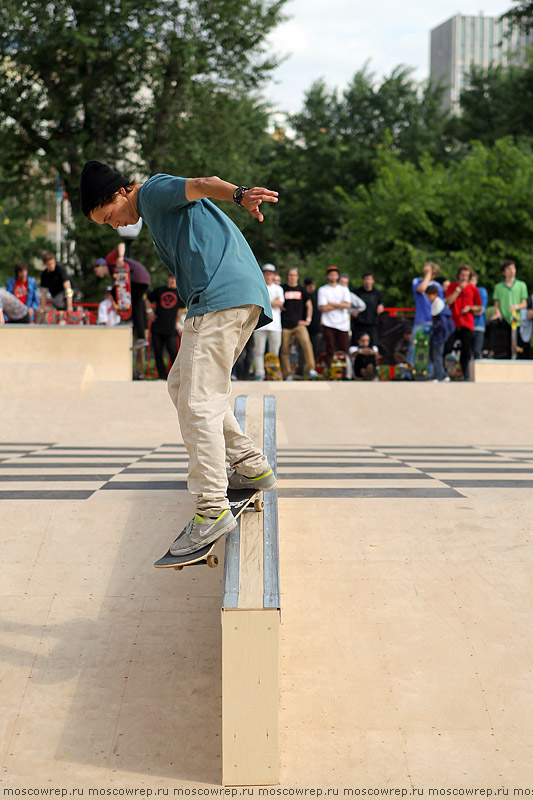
[317,266,351,360]
[253,264,285,380]
[97,286,121,326]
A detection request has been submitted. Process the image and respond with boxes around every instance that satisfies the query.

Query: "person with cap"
[317,266,352,361]
[252,263,284,380]
[79,159,278,556]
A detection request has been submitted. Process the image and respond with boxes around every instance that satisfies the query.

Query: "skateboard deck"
[511,310,523,360]
[329,350,347,380]
[264,352,282,380]
[114,262,132,320]
[413,328,430,380]
[154,488,264,570]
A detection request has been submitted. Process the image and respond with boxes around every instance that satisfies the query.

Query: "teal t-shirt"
[137,174,272,328]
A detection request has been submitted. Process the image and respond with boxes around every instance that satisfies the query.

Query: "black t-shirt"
[40,263,70,297]
[305,289,321,334]
[148,286,184,334]
[281,284,307,329]
[353,286,383,327]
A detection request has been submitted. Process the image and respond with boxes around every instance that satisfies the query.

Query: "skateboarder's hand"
[241,187,278,222]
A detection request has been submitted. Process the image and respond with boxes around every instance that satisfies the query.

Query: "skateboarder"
[80,160,278,555]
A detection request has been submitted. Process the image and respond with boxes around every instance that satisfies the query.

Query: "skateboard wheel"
[254,497,265,512]
[173,565,184,571]
[206,554,219,568]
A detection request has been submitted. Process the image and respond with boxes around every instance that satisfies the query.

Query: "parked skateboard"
[113,261,132,320]
[510,309,523,360]
[154,488,264,570]
[264,352,282,380]
[329,350,347,380]
[413,328,430,380]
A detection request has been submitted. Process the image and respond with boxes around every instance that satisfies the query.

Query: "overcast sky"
[265,0,513,113]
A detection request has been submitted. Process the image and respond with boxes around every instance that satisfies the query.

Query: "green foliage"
[0,163,53,286]
[503,1,533,32]
[0,0,287,270]
[262,65,452,257]
[450,61,533,147]
[316,138,533,304]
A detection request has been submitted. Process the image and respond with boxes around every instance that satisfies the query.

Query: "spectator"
[147,273,184,380]
[350,333,380,380]
[407,262,444,375]
[0,289,31,324]
[97,285,121,326]
[338,273,367,332]
[317,266,351,361]
[392,327,414,380]
[351,271,384,347]
[445,265,482,380]
[470,271,488,360]
[488,260,528,359]
[280,268,318,380]
[40,251,82,314]
[304,277,324,358]
[253,264,284,381]
[93,244,151,348]
[6,261,40,322]
[425,285,454,382]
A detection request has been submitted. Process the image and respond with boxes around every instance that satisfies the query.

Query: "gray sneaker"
[169,509,237,556]
[228,468,277,492]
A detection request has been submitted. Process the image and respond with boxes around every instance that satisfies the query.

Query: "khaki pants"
[167,305,269,517]
[280,325,316,378]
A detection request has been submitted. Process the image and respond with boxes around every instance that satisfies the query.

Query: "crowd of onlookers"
[1,253,530,382]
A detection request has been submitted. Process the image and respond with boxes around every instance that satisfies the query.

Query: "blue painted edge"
[263,395,280,610]
[222,395,247,609]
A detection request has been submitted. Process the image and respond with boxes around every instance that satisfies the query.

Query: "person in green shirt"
[490,260,528,358]
[80,160,278,555]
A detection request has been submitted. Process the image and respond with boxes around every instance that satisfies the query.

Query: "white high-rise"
[430,12,533,113]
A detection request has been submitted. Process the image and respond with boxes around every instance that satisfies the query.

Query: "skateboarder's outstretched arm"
[185,177,278,222]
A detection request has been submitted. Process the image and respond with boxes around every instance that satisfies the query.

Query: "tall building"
[430,12,533,113]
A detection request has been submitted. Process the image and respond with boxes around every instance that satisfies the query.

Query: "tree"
[0,0,287,269]
[504,1,533,32]
[314,137,533,304]
[450,61,533,147]
[262,65,451,257]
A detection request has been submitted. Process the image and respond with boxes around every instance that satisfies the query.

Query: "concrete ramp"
[1,376,532,789]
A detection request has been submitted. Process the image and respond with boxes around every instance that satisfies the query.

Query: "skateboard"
[413,328,430,380]
[329,350,347,380]
[264,352,282,380]
[154,488,264,570]
[113,261,132,320]
[510,309,523,360]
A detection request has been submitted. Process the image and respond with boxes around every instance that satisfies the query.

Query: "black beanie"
[79,160,130,218]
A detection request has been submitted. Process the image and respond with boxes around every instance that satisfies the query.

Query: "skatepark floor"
[1,365,532,789]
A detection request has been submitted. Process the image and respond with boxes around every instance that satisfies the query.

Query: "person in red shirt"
[445,265,482,380]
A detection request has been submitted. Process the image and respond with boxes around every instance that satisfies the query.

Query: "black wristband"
[233,186,250,206]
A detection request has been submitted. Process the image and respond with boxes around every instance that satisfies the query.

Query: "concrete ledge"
[0,325,133,381]
[471,358,533,383]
